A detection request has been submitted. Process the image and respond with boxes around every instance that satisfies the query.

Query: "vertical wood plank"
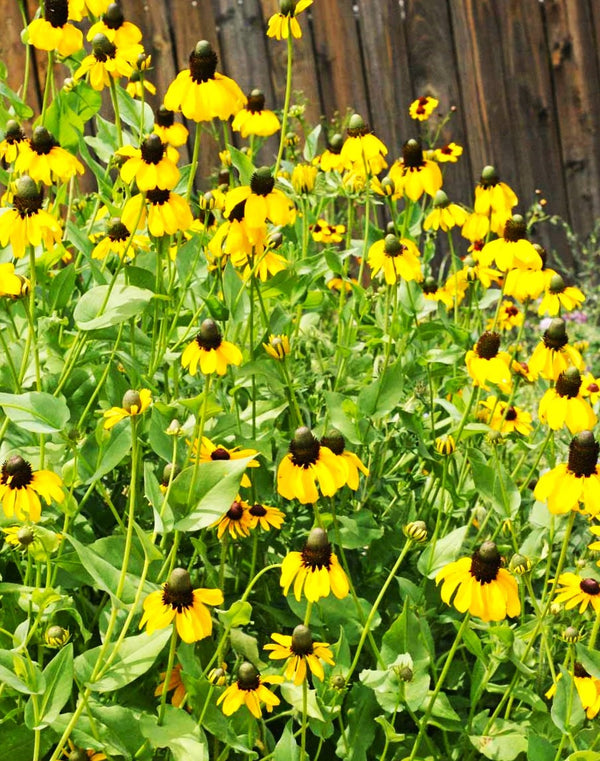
[544,0,600,236]
[404,0,471,203]
[356,0,412,160]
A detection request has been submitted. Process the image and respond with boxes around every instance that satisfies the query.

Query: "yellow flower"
[432,142,463,163]
[436,541,520,622]
[581,373,600,404]
[232,89,281,137]
[503,265,548,303]
[140,568,223,644]
[265,626,334,685]
[528,318,584,381]
[280,527,349,602]
[211,498,253,539]
[73,34,143,91]
[473,165,518,235]
[409,95,439,121]
[217,662,283,718]
[435,434,456,455]
[103,388,152,430]
[181,319,243,376]
[538,368,597,433]
[320,430,369,490]
[91,217,149,261]
[188,436,259,488]
[154,663,186,708]
[122,189,193,237]
[311,219,345,244]
[118,135,180,191]
[263,334,290,360]
[461,212,491,243]
[538,272,585,316]
[0,177,61,259]
[0,455,64,523]
[277,427,345,503]
[15,128,84,185]
[45,624,70,649]
[554,573,600,614]
[247,502,285,531]
[389,139,442,201]
[27,0,83,57]
[460,253,501,290]
[224,167,294,229]
[368,234,422,285]
[421,277,457,309]
[0,262,26,297]
[534,431,600,516]
[479,396,533,436]
[68,0,112,21]
[314,134,350,173]
[423,190,468,231]
[465,332,512,391]
[546,666,600,719]
[153,106,189,151]
[87,4,143,47]
[0,121,28,164]
[266,0,313,39]
[164,40,246,122]
[478,215,542,272]
[340,114,388,175]
[2,524,39,552]
[291,164,318,195]
[486,300,523,332]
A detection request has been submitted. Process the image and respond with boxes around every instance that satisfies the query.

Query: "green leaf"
[337,513,383,549]
[0,392,70,434]
[75,629,171,692]
[229,628,263,667]
[115,84,154,132]
[472,460,521,519]
[0,723,52,761]
[576,645,600,679]
[280,683,324,721]
[335,683,379,761]
[273,720,300,761]
[229,145,255,186]
[303,124,322,162]
[528,735,559,761]
[0,650,40,695]
[417,525,469,579]
[171,458,253,531]
[551,668,585,732]
[74,284,153,330]
[24,644,73,730]
[218,600,253,629]
[469,719,529,761]
[374,716,405,743]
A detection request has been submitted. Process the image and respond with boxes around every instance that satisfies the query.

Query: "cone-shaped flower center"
[237,661,260,690]
[580,578,600,596]
[555,368,582,398]
[249,503,267,517]
[92,33,117,62]
[17,526,35,546]
[479,165,499,188]
[14,176,43,217]
[301,527,332,569]
[147,188,171,205]
[469,541,501,584]
[402,139,424,169]
[280,0,298,15]
[505,406,517,421]
[162,568,194,611]
[291,624,314,656]
[195,319,223,350]
[189,41,218,83]
[103,2,125,29]
[226,501,244,521]
[289,427,321,467]
[210,447,231,461]
[107,219,129,242]
[503,215,527,243]
[475,331,501,360]
[568,431,599,477]
[156,106,175,128]
[121,389,141,412]
[346,113,368,138]
[45,0,69,27]
[320,429,345,455]
[247,89,266,113]
[1,455,34,489]
[250,167,275,197]
[141,134,165,164]
[549,273,566,295]
[543,318,568,350]
[383,234,405,258]
[5,120,25,143]
[31,127,57,156]
[328,134,343,154]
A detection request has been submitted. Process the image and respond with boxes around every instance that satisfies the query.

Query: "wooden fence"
[3,0,600,246]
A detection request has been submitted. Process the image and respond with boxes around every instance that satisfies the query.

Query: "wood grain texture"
[544,0,600,236]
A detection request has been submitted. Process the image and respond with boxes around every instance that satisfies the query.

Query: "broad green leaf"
[472,460,521,519]
[229,145,255,186]
[335,683,379,761]
[218,600,252,629]
[273,720,300,761]
[171,458,253,531]
[0,391,70,434]
[374,716,405,743]
[280,683,324,721]
[417,525,469,579]
[0,650,40,695]
[229,628,263,667]
[527,733,556,761]
[75,629,171,691]
[74,284,153,330]
[24,644,73,730]
[576,645,600,679]
[0,723,52,761]
[469,719,529,761]
[337,513,383,549]
[115,84,153,132]
[303,124,322,162]
[550,668,585,732]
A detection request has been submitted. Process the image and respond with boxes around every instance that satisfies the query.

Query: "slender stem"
[300,680,308,761]
[158,627,179,724]
[109,78,123,148]
[186,121,202,201]
[41,51,54,124]
[274,34,293,176]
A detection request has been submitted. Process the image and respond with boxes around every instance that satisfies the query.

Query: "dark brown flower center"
[542,319,568,350]
[107,220,129,242]
[237,662,260,690]
[567,432,599,477]
[250,168,275,197]
[162,582,194,612]
[103,2,125,29]
[1,456,34,489]
[226,501,244,521]
[505,305,519,317]
[247,91,266,113]
[502,217,526,243]
[291,624,314,656]
[31,127,57,156]
[588,383,599,393]
[580,578,600,596]
[156,106,175,128]
[402,139,424,169]
[555,370,582,398]
[574,662,591,679]
[415,96,429,114]
[320,430,345,455]
[141,135,165,165]
[14,191,43,218]
[475,331,501,360]
[195,319,223,350]
[469,546,501,584]
[189,47,218,84]
[211,447,231,461]
[301,542,332,570]
[45,0,68,27]
[147,188,171,205]
[505,407,517,421]
[249,503,267,517]
[289,431,321,467]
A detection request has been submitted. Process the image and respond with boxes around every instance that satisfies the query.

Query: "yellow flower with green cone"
[465,331,512,392]
[553,573,600,614]
[538,272,585,316]
[265,625,334,685]
[538,367,597,434]
[389,138,442,201]
[117,134,180,191]
[224,167,294,230]
[320,429,369,490]
[277,427,345,503]
[0,176,62,259]
[280,527,349,602]
[266,0,313,40]
[27,0,83,57]
[232,89,281,137]
[340,113,388,176]
[103,389,152,430]
[15,127,84,186]
[368,233,422,285]
[528,318,584,381]
[423,190,468,231]
[217,662,283,718]
[181,319,242,376]
[73,33,143,91]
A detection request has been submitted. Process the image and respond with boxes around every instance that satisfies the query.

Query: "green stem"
[158,627,179,724]
[109,78,123,148]
[274,34,293,176]
[186,121,202,201]
[300,680,308,761]
[41,51,54,124]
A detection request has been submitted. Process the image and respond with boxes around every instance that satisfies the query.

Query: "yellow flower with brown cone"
[217,662,283,718]
[0,455,64,523]
[280,527,349,603]
[103,389,152,430]
[181,319,242,376]
[277,427,345,504]
[265,625,334,685]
